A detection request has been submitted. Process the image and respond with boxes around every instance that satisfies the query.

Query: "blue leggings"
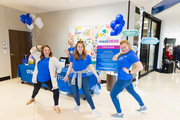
[69,77,95,110]
[110,78,144,113]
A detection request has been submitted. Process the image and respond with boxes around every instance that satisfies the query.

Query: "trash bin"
[106,72,117,91]
[162,62,174,73]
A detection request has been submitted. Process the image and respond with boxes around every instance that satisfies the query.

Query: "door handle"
[11,53,15,56]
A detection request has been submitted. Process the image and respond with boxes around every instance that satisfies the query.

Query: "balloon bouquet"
[20,13,44,46]
[20,13,44,64]
[110,14,125,36]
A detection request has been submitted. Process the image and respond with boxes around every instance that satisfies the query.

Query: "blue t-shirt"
[117,51,139,80]
[37,57,51,82]
[68,47,75,57]
[69,54,92,78]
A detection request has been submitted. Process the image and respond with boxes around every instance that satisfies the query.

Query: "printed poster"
[96,36,120,71]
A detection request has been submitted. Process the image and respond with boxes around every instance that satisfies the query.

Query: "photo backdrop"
[68,25,112,62]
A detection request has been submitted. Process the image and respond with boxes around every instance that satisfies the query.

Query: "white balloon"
[38,22,44,29]
[30,13,36,20]
[34,17,43,29]
[28,24,34,30]
[34,17,42,24]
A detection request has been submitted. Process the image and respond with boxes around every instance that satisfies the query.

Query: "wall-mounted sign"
[142,37,159,44]
[151,0,180,15]
[2,41,8,49]
[122,29,138,36]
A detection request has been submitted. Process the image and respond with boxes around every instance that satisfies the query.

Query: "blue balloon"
[26,13,30,18]
[115,14,123,24]
[25,17,32,25]
[110,30,117,36]
[20,15,26,24]
[110,20,116,30]
[114,24,123,35]
[121,20,125,27]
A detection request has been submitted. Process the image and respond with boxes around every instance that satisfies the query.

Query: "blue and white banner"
[142,37,159,44]
[151,0,180,15]
[96,36,120,71]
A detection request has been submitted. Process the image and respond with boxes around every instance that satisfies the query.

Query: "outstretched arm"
[30,45,42,60]
[63,62,73,82]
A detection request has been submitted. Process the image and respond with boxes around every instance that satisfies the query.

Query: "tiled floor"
[1,70,180,120]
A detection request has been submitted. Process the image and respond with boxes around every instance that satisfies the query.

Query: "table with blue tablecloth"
[17,64,101,94]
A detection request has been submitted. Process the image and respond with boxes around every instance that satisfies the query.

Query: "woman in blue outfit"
[26,45,63,114]
[63,40,101,117]
[110,40,147,119]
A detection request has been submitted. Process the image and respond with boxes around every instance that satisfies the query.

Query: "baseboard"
[0,76,11,81]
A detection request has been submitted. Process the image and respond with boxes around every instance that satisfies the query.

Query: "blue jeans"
[69,77,95,110]
[110,78,144,113]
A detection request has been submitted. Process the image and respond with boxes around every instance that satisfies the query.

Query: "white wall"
[165,32,180,45]
[37,2,129,59]
[0,6,10,78]
[0,5,27,78]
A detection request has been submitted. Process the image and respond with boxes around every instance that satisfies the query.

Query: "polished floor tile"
[1,69,180,120]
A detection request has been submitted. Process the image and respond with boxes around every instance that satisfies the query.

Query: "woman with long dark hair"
[26,45,63,114]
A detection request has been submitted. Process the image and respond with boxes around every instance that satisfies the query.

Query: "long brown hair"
[40,45,53,59]
[73,41,87,60]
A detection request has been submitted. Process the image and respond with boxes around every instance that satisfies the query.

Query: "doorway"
[134,7,161,77]
[9,30,31,78]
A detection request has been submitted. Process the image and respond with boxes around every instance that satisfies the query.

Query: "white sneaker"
[111,113,123,119]
[137,106,147,113]
[92,109,101,117]
[73,106,80,112]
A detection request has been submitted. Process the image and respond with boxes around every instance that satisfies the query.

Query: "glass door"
[133,7,161,77]
[140,18,151,75]
[148,22,157,71]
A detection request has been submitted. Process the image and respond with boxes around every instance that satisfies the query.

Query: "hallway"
[1,70,180,120]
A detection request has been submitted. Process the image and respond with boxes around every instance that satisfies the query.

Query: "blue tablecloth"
[17,64,101,94]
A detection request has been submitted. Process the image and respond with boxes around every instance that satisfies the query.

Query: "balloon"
[34,17,44,29]
[115,14,123,24]
[110,30,117,36]
[114,24,123,35]
[28,24,34,30]
[110,20,116,30]
[38,22,44,29]
[121,20,125,27]
[20,15,26,24]
[34,17,42,25]
[26,13,30,18]
[30,13,36,20]
[25,17,32,25]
